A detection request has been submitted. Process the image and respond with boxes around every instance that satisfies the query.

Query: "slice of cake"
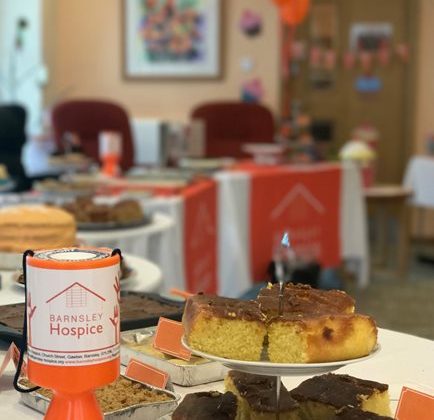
[267,312,377,363]
[172,391,240,420]
[290,374,392,419]
[334,407,394,419]
[183,294,267,361]
[0,205,76,253]
[225,371,300,420]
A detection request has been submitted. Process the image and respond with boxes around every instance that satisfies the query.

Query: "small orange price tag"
[395,387,434,420]
[0,342,26,378]
[169,288,194,299]
[125,359,169,389]
[153,317,191,361]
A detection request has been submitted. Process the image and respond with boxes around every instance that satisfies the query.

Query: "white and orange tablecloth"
[216,161,368,296]
[140,161,369,297]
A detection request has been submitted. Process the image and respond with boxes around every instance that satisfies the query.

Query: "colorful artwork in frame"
[123,0,221,79]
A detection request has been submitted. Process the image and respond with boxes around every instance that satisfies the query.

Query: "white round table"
[77,213,173,260]
[0,329,432,419]
[0,253,162,306]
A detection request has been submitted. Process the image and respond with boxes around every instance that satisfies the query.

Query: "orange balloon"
[281,0,310,26]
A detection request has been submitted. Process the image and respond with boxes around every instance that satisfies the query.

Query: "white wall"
[0,0,44,134]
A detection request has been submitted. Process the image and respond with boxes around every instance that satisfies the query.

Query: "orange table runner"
[181,180,218,293]
[233,162,342,282]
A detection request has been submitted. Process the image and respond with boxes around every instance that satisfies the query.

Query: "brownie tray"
[0,292,184,345]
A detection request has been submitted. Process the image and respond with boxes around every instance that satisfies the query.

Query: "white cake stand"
[181,338,381,377]
[182,337,381,416]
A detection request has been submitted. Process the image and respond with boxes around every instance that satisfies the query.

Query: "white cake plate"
[181,337,381,377]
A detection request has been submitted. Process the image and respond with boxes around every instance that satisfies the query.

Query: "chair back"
[0,104,30,190]
[191,101,275,158]
[52,100,134,170]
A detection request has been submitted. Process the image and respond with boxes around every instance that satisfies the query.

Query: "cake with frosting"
[225,371,300,420]
[183,294,267,361]
[172,391,240,420]
[257,283,355,317]
[335,407,393,419]
[0,205,76,253]
[290,374,392,419]
[183,283,377,364]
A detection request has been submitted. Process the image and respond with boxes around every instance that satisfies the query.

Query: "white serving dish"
[242,143,286,165]
[182,337,381,377]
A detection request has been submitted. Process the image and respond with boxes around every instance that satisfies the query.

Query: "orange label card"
[169,288,194,300]
[153,317,191,361]
[395,387,434,420]
[125,359,169,389]
[0,343,26,378]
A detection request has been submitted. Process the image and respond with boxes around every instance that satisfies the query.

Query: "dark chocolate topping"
[335,407,393,419]
[185,294,265,322]
[258,283,355,318]
[228,371,299,413]
[291,374,388,409]
[172,391,238,420]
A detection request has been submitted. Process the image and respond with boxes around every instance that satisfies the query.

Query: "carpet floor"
[348,248,434,340]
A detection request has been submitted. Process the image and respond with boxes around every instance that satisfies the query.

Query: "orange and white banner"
[182,180,218,294]
[216,162,367,296]
[246,164,342,282]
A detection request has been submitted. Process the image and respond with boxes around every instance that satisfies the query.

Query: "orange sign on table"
[395,387,434,420]
[0,342,26,379]
[153,318,191,361]
[169,288,194,299]
[125,359,169,389]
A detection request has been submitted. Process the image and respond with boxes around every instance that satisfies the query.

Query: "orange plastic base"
[28,358,119,392]
[45,390,103,420]
[28,358,119,419]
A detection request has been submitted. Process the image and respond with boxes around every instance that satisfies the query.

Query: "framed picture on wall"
[123,0,222,79]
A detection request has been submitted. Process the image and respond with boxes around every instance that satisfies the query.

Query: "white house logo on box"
[27,265,120,367]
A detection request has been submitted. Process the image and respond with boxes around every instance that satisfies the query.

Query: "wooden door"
[288,0,417,183]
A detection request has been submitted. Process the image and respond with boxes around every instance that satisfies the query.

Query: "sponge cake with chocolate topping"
[267,312,377,363]
[183,294,267,361]
[258,283,355,317]
[259,283,376,363]
[172,391,240,420]
[335,407,393,419]
[290,374,392,419]
[225,371,301,420]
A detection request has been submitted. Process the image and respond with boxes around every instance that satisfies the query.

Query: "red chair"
[191,101,275,158]
[51,100,134,171]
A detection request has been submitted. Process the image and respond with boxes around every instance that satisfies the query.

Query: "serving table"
[0,329,432,418]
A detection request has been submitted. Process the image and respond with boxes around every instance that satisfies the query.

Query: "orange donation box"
[26,247,121,420]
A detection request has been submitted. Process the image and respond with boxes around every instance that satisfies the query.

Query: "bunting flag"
[309,46,322,68]
[377,46,391,67]
[324,49,337,71]
[396,43,410,63]
[359,51,374,73]
[343,51,356,70]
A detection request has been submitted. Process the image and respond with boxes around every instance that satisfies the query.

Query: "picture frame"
[123,0,222,79]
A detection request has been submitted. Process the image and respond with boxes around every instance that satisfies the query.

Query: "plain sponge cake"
[0,205,76,253]
[183,294,267,361]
